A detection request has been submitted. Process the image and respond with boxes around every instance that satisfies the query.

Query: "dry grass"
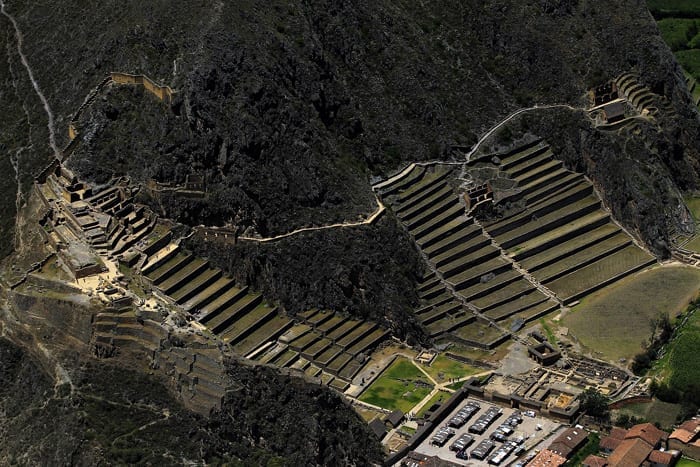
[561,265,700,361]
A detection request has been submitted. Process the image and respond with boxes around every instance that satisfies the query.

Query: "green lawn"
[358,358,433,412]
[418,354,481,382]
[416,391,450,418]
[685,196,700,220]
[667,308,700,391]
[562,266,700,362]
[613,399,681,430]
[678,458,700,467]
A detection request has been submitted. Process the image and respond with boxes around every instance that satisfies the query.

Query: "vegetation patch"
[678,458,700,467]
[358,358,433,412]
[562,266,700,361]
[416,391,450,418]
[418,354,481,382]
[613,399,681,430]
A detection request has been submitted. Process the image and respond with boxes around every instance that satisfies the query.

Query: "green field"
[667,308,700,391]
[648,1,700,84]
[358,358,433,412]
[678,458,700,467]
[562,265,700,361]
[418,354,481,382]
[416,391,450,418]
[613,399,681,430]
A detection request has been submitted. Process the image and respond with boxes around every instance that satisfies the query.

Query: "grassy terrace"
[204,293,261,333]
[315,345,344,366]
[337,322,374,348]
[495,197,601,248]
[507,149,554,179]
[380,166,425,196]
[159,257,208,293]
[230,315,293,356]
[303,337,333,358]
[396,180,450,214]
[426,312,475,336]
[398,185,454,221]
[419,282,446,300]
[416,217,469,246]
[524,172,583,205]
[145,251,188,281]
[432,235,495,267]
[271,348,299,367]
[519,167,570,198]
[418,276,441,292]
[445,256,510,286]
[170,267,221,302]
[219,303,277,343]
[515,159,563,186]
[517,222,620,268]
[313,314,343,333]
[420,301,462,324]
[457,269,520,300]
[423,223,482,257]
[340,359,363,380]
[563,265,700,361]
[198,285,246,318]
[470,279,536,309]
[407,198,463,232]
[358,357,432,412]
[327,320,361,340]
[515,300,558,322]
[487,181,591,234]
[348,328,387,355]
[500,142,549,169]
[410,203,465,238]
[437,245,500,277]
[393,167,450,204]
[305,309,331,327]
[327,352,353,373]
[534,233,631,282]
[305,364,322,378]
[546,244,654,300]
[289,329,321,350]
[182,277,233,310]
[452,319,508,345]
[483,293,550,321]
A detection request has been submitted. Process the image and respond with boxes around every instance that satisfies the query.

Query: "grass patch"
[539,318,557,346]
[358,358,433,412]
[566,433,600,467]
[447,380,466,390]
[678,458,700,467]
[418,354,481,382]
[562,265,700,361]
[416,391,450,418]
[613,399,681,430]
[666,308,700,392]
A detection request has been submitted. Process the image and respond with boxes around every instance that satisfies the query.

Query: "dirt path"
[0,0,60,157]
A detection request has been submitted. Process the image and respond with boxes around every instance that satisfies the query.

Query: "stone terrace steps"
[183,277,235,312]
[202,293,262,335]
[170,268,222,303]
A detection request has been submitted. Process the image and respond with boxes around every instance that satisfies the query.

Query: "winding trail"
[1,0,60,157]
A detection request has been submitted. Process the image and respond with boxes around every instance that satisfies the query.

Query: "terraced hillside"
[140,240,388,390]
[376,141,657,348]
[377,166,558,349]
[483,141,657,304]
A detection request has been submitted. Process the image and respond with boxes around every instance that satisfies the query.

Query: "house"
[600,435,625,454]
[668,418,700,460]
[528,342,562,365]
[529,449,567,467]
[369,418,387,440]
[625,423,668,449]
[582,454,608,467]
[386,409,405,428]
[608,438,653,467]
[548,427,589,458]
[648,449,679,467]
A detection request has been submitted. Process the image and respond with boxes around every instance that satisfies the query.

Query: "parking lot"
[414,398,561,466]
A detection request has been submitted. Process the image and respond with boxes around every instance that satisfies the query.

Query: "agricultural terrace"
[562,265,700,362]
[612,399,681,431]
[358,358,433,413]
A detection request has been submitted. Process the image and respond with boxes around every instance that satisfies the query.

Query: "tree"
[580,388,610,420]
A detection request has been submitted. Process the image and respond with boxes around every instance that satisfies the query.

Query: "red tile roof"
[648,450,675,465]
[624,423,667,448]
[608,438,653,467]
[600,436,624,451]
[670,418,700,445]
[610,427,629,440]
[582,454,608,467]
